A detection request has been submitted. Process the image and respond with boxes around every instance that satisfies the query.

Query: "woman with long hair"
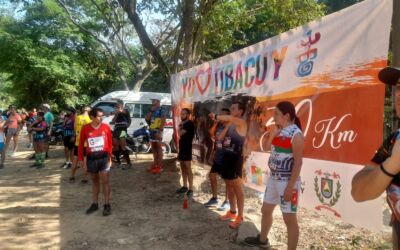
[244,101,304,250]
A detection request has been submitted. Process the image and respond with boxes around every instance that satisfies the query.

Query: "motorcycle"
[49,122,64,145]
[127,125,171,155]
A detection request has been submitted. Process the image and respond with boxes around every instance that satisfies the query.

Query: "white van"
[91,91,175,152]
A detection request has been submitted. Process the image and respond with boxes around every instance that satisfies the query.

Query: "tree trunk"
[132,65,158,92]
[182,0,195,68]
[392,0,400,131]
[118,0,170,80]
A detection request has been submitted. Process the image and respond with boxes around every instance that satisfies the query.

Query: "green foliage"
[0,0,126,109]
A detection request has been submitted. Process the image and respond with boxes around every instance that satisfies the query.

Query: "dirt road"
[0,136,392,249]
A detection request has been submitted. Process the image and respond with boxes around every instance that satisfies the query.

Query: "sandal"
[69,177,75,183]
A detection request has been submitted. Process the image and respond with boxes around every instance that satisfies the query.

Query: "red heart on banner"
[195,68,212,95]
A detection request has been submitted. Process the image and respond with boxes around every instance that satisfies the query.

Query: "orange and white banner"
[170,0,392,230]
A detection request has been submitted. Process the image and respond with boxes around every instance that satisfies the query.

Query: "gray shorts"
[6,128,19,137]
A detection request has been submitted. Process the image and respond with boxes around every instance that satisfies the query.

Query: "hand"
[70,136,76,143]
[109,158,112,168]
[268,125,281,139]
[47,131,51,136]
[283,186,293,202]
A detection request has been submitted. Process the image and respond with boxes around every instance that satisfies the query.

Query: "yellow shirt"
[74,114,91,146]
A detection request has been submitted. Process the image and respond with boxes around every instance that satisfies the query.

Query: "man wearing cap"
[145,95,166,174]
[352,66,400,248]
[42,104,54,158]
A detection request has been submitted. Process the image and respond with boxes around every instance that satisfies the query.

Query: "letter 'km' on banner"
[170,0,393,231]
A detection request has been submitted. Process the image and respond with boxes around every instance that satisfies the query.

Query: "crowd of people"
[2,66,400,249]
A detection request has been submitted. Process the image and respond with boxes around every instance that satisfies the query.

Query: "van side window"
[93,102,117,116]
[125,103,172,119]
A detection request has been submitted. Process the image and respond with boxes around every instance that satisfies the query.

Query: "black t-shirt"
[114,110,131,131]
[179,120,195,150]
[371,131,400,246]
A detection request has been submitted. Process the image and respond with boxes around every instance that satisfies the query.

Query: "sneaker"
[86,203,99,215]
[147,165,155,172]
[229,216,243,229]
[63,162,70,169]
[204,197,219,207]
[45,153,49,159]
[69,177,75,183]
[219,211,237,221]
[217,200,230,211]
[186,190,193,199]
[176,186,189,195]
[243,234,270,248]
[81,179,89,184]
[61,162,67,168]
[8,152,16,157]
[29,154,35,160]
[151,166,162,174]
[0,164,4,169]
[103,204,111,216]
[66,162,72,169]
[36,164,44,169]
[122,163,132,170]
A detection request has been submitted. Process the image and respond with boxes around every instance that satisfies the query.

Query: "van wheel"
[170,139,177,153]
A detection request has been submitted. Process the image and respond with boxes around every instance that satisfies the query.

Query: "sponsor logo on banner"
[314,169,341,217]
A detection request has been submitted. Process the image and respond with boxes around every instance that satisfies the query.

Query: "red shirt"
[78,123,112,161]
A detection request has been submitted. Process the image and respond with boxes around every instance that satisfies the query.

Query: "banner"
[170,0,392,231]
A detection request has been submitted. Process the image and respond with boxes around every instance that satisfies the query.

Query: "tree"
[118,0,325,84]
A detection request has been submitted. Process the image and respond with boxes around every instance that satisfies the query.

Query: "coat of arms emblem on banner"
[314,169,342,217]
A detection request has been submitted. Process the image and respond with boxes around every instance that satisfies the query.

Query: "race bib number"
[88,136,105,152]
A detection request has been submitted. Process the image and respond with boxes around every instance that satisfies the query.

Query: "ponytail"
[294,116,302,131]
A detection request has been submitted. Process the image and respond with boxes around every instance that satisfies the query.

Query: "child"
[29,112,47,168]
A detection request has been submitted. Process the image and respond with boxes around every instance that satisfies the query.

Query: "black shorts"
[220,151,243,180]
[210,162,222,174]
[178,148,192,161]
[64,136,75,149]
[73,146,87,157]
[112,129,128,139]
[86,152,110,174]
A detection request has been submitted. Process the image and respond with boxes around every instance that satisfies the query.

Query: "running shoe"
[86,203,99,215]
[176,186,189,194]
[219,211,237,221]
[217,200,230,211]
[61,162,67,168]
[8,152,16,157]
[151,166,162,174]
[186,190,193,199]
[229,216,243,229]
[243,234,270,249]
[147,165,155,172]
[69,177,75,183]
[66,162,72,169]
[103,204,111,216]
[36,164,44,169]
[204,197,219,207]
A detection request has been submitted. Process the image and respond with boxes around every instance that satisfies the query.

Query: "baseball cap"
[378,67,400,85]
[42,103,51,109]
[150,94,163,101]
